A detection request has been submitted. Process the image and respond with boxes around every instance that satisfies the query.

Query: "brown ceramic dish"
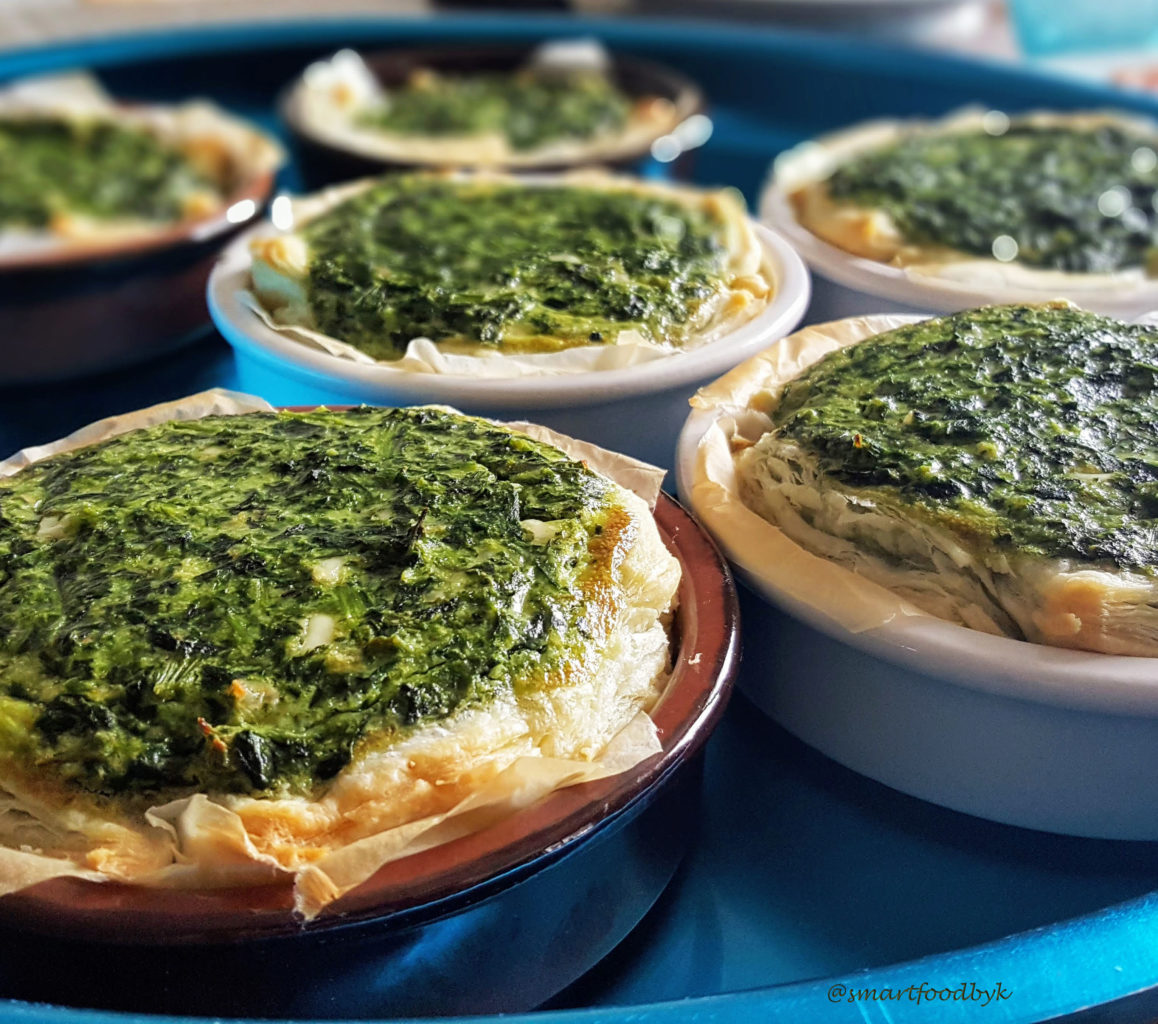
[0,490,737,1017]
[0,117,280,385]
[283,43,705,186]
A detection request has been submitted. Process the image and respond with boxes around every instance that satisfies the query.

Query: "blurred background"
[0,0,1156,90]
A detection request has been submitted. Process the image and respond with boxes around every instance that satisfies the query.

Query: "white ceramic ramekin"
[207,221,810,471]
[675,316,1158,840]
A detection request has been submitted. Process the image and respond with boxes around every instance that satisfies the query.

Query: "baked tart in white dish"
[246,171,774,367]
[0,392,679,918]
[690,302,1158,656]
[285,43,700,172]
[763,109,1158,317]
[0,74,282,262]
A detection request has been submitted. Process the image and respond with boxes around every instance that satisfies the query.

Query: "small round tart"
[0,404,680,913]
[285,47,697,171]
[0,116,224,233]
[248,172,773,362]
[0,77,282,261]
[687,302,1158,657]
[764,109,1158,311]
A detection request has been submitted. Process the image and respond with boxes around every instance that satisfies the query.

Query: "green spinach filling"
[302,176,732,358]
[0,407,615,799]
[0,116,217,229]
[361,69,632,152]
[825,122,1158,273]
[770,304,1158,567]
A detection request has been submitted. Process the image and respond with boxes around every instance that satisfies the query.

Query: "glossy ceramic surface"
[0,109,280,383]
[675,321,1158,839]
[208,219,809,470]
[4,16,1158,1022]
[2,198,280,386]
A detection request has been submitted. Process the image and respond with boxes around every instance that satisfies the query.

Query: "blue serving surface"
[0,758,703,1019]
[3,15,1158,1023]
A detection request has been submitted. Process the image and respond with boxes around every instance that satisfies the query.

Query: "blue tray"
[3,15,1158,1023]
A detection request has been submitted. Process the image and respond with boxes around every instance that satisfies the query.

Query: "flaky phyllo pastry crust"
[0,394,679,918]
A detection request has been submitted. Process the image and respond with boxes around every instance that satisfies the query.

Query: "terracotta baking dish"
[0,164,277,385]
[0,491,738,1019]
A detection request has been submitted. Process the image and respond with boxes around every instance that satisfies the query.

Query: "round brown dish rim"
[0,489,737,945]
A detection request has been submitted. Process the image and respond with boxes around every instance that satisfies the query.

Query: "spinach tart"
[767,109,1158,304]
[248,172,772,363]
[0,75,282,257]
[0,395,679,916]
[286,45,693,171]
[713,303,1158,656]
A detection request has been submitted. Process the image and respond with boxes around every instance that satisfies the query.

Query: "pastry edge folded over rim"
[248,171,774,364]
[690,309,1158,657]
[765,107,1158,297]
[0,76,284,253]
[286,54,688,170]
[0,391,680,918]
